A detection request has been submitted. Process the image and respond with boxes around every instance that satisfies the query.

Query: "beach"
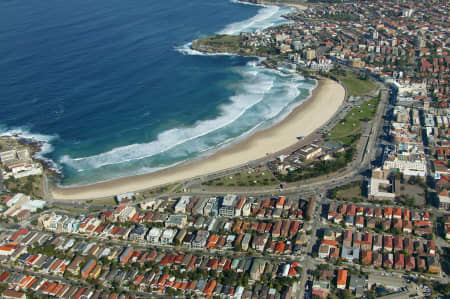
[51,78,345,200]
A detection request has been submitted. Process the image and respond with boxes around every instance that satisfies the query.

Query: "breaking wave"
[175,1,293,55]
[60,62,314,175]
[0,125,60,171]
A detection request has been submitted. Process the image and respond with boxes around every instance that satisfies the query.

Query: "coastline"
[51,78,345,200]
[237,0,307,11]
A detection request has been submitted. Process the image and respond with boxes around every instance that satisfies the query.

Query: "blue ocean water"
[0,0,315,186]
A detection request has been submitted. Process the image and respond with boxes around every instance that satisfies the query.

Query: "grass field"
[338,72,377,97]
[4,175,44,198]
[89,197,117,205]
[326,95,380,145]
[336,184,364,201]
[329,181,365,202]
[139,183,181,199]
[203,167,278,187]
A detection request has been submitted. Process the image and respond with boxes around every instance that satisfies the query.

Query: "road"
[0,169,6,193]
[34,82,401,298]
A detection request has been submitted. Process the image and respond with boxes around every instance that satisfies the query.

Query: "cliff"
[191,34,278,57]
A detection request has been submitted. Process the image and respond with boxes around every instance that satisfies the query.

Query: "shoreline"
[51,78,345,200]
[237,0,307,11]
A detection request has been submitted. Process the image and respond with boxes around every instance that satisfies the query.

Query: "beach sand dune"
[52,78,345,200]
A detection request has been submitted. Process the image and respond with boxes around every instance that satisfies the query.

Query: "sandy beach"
[258,1,308,11]
[51,78,345,200]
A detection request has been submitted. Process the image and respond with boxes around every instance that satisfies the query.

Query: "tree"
[433,282,450,294]
[338,289,352,299]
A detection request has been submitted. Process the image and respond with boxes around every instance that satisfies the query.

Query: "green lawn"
[203,167,278,187]
[336,185,364,201]
[326,96,380,145]
[329,181,365,202]
[89,197,116,206]
[338,72,377,97]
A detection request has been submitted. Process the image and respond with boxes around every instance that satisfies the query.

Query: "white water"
[0,125,60,171]
[175,2,293,55]
[2,1,310,186]
[60,62,313,173]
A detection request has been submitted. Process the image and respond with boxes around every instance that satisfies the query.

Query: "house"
[426,256,441,274]
[146,227,162,244]
[393,208,402,219]
[276,196,286,209]
[345,216,354,227]
[405,256,415,271]
[234,197,246,217]
[403,220,413,233]
[404,238,414,255]
[360,232,372,251]
[119,247,133,264]
[393,218,403,230]
[382,219,391,231]
[165,215,187,229]
[417,257,426,271]
[384,207,393,219]
[341,246,360,263]
[349,276,365,297]
[383,254,394,269]
[355,216,364,228]
[312,280,330,298]
[1,290,26,299]
[160,229,176,244]
[330,247,340,260]
[438,189,450,210]
[343,230,353,247]
[0,245,15,256]
[174,196,191,214]
[373,234,383,251]
[394,253,404,270]
[373,252,382,267]
[365,207,374,217]
[366,218,378,229]
[393,236,403,252]
[374,208,383,218]
[250,259,266,281]
[337,269,348,290]
[362,250,372,265]
[67,256,84,275]
[319,244,330,259]
[81,259,96,279]
[383,235,393,252]
[414,226,432,236]
[253,235,268,252]
[192,230,209,249]
[426,240,436,255]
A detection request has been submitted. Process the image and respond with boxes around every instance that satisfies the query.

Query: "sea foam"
[0,125,60,171]
[60,64,277,171]
[59,2,309,185]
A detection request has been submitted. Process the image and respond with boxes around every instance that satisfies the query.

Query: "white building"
[219,195,237,217]
[115,192,135,203]
[368,178,396,201]
[174,196,191,214]
[160,229,177,245]
[146,227,162,244]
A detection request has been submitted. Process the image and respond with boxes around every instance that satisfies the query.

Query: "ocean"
[0,0,316,186]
